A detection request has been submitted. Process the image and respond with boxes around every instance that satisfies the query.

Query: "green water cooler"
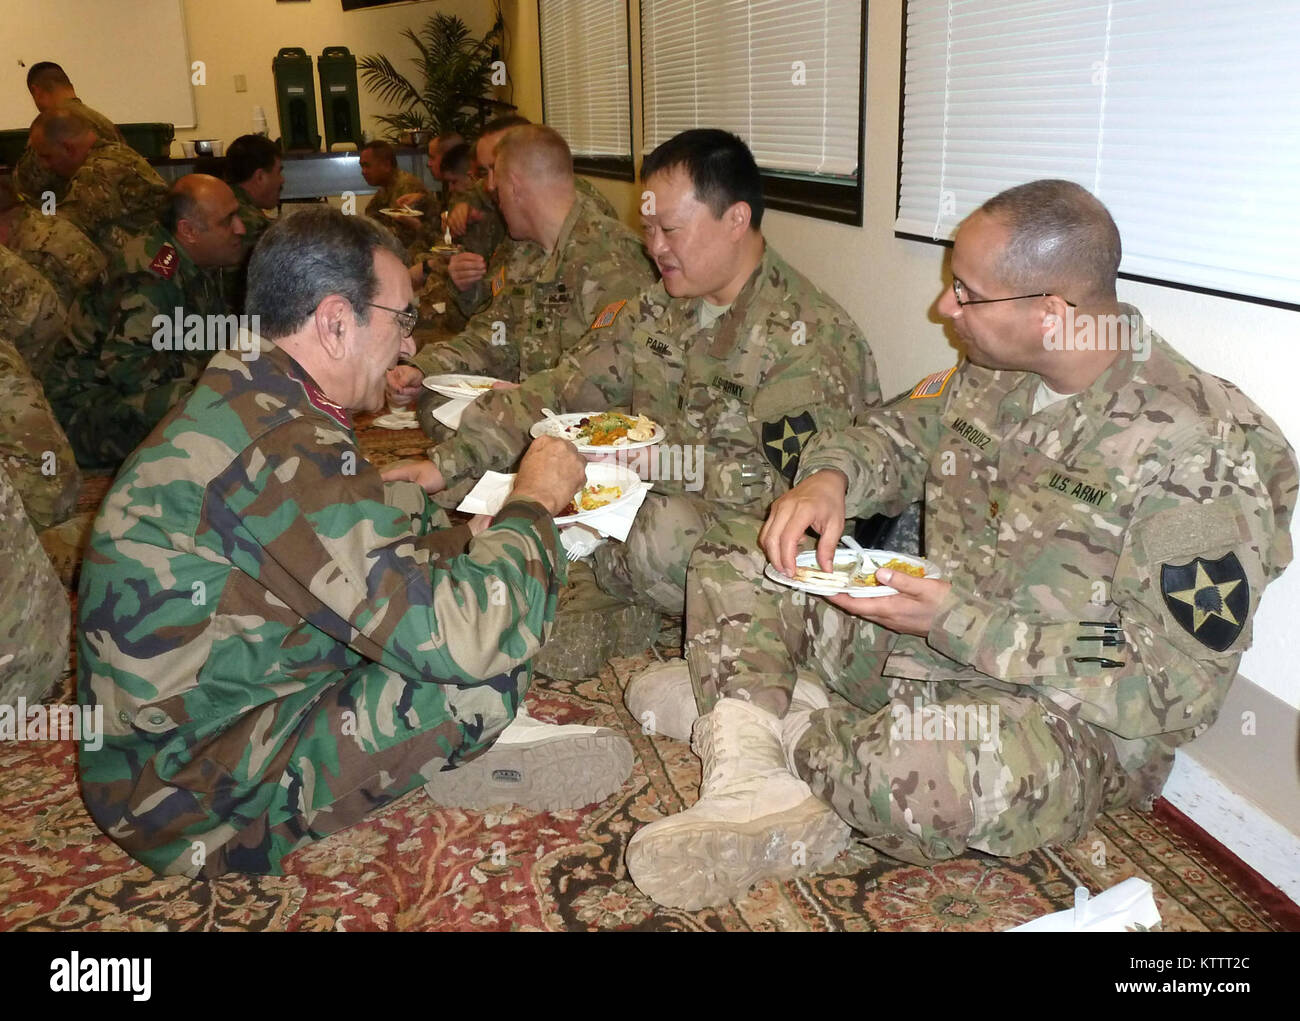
[272,47,321,152]
[318,46,362,151]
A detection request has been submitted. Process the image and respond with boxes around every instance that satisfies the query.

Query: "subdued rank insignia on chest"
[149,243,179,280]
[909,365,956,399]
[1161,553,1249,652]
[491,264,506,297]
[590,299,628,330]
[762,411,817,484]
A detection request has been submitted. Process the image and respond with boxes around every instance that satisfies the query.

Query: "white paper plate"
[380,207,423,218]
[553,463,644,525]
[763,549,941,598]
[529,411,665,453]
[421,373,503,400]
[373,411,420,430]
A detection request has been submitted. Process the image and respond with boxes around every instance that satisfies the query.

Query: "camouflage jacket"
[56,138,168,255]
[435,243,880,513]
[14,98,124,206]
[0,335,81,530]
[78,338,565,874]
[222,184,273,312]
[8,207,107,312]
[0,245,65,377]
[364,168,428,219]
[0,463,70,705]
[797,316,1297,785]
[451,177,619,318]
[44,222,228,468]
[410,193,655,382]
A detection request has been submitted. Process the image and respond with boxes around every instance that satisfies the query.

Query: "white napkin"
[1007,877,1161,932]
[432,395,475,430]
[457,471,649,541]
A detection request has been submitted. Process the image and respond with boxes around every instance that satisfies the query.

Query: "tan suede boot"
[624,659,698,741]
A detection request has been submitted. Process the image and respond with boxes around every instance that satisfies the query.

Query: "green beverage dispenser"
[317,46,362,151]
[272,47,321,152]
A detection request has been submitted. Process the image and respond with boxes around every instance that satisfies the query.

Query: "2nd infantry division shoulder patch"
[590,299,628,330]
[1161,553,1250,652]
[909,366,956,399]
[762,411,817,484]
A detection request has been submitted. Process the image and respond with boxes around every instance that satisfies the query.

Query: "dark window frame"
[539,0,637,183]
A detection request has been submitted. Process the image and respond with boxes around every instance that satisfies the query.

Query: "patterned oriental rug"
[3,420,1292,932]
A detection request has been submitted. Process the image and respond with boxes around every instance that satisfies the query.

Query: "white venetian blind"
[641,0,863,177]
[540,0,632,159]
[897,0,1300,306]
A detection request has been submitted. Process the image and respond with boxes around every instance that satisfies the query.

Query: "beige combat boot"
[424,706,633,812]
[625,691,851,910]
[624,659,698,742]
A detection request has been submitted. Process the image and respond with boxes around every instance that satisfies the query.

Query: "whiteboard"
[0,0,196,131]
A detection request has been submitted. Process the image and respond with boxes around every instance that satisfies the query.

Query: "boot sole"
[424,732,634,812]
[626,798,852,910]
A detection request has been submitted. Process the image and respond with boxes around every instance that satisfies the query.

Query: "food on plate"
[567,412,657,446]
[792,557,926,588]
[563,483,623,516]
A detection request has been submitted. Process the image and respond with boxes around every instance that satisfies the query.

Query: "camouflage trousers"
[88,659,528,878]
[592,493,760,616]
[57,379,195,470]
[685,519,1133,864]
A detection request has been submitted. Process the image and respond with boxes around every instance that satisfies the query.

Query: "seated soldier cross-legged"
[76,207,632,878]
[622,179,1298,911]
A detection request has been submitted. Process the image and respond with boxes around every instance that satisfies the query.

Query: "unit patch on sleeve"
[762,411,817,484]
[1161,553,1250,652]
[491,264,507,297]
[909,366,956,399]
[590,299,628,330]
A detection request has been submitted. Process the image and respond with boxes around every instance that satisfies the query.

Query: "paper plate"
[553,463,644,526]
[380,207,423,218]
[529,411,664,453]
[763,549,941,598]
[421,373,503,400]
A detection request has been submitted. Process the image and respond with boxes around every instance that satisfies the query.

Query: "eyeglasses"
[952,279,1075,308]
[366,302,417,337]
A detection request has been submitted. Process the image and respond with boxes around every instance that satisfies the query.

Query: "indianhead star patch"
[1161,553,1250,652]
[762,412,816,484]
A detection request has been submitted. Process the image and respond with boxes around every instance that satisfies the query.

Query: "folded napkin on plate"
[1007,877,1161,932]
[432,395,475,429]
[457,471,649,542]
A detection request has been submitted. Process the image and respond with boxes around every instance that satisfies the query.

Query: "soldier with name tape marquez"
[419,129,880,623]
[44,174,245,470]
[621,179,1298,910]
[386,124,655,390]
[77,206,630,877]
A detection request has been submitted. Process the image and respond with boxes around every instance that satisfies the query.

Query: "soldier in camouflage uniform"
[14,62,124,207]
[623,179,1299,910]
[27,109,167,258]
[0,245,65,377]
[360,140,428,251]
[386,125,654,393]
[44,175,245,470]
[7,206,107,317]
[423,130,879,620]
[0,464,70,705]
[77,207,628,877]
[223,134,284,311]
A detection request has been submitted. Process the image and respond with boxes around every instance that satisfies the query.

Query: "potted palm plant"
[359,7,505,144]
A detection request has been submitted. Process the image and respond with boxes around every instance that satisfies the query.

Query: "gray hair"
[979,179,1121,304]
[246,206,404,339]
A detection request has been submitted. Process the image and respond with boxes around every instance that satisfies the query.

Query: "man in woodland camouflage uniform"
[77,207,631,878]
[222,133,284,310]
[26,108,166,257]
[622,179,1298,910]
[44,174,244,469]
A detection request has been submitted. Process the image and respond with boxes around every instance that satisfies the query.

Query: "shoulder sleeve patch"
[149,243,179,280]
[491,264,507,298]
[909,365,956,399]
[590,299,628,330]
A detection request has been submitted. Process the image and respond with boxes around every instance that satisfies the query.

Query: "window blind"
[641,0,863,177]
[897,0,1300,305]
[540,0,632,159]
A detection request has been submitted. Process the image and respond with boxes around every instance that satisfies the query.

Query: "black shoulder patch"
[762,411,817,484]
[1161,553,1249,652]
